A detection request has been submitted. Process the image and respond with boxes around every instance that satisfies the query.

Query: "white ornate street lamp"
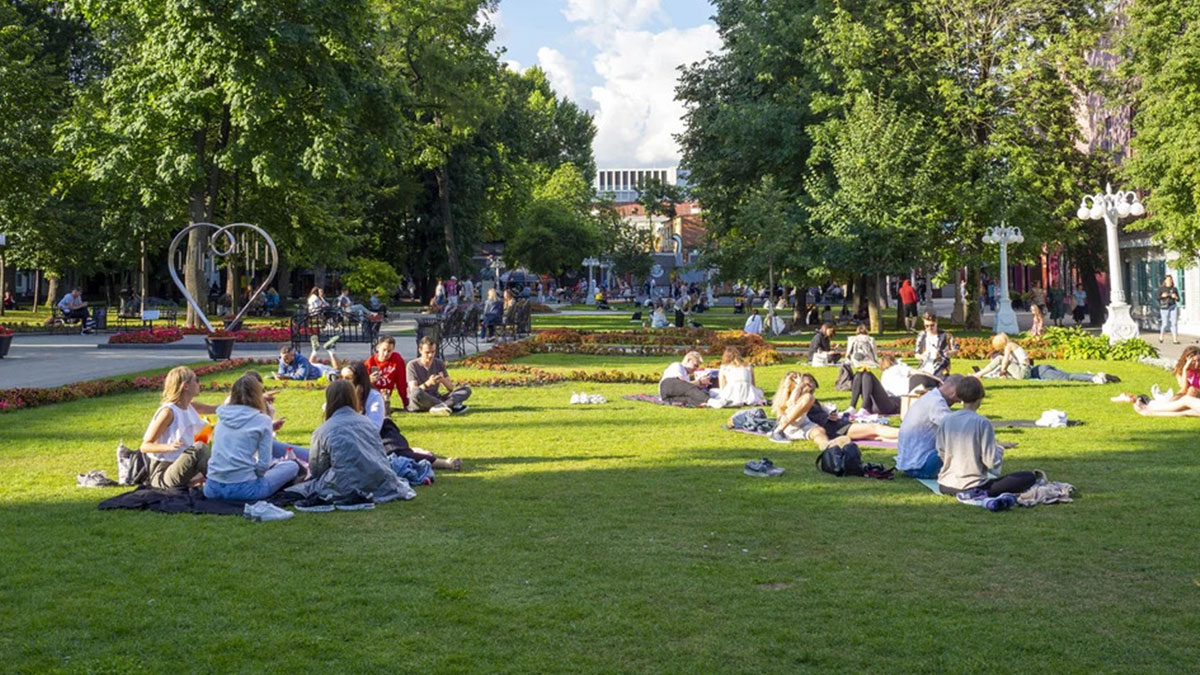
[582,257,600,305]
[982,224,1024,335]
[1077,183,1145,343]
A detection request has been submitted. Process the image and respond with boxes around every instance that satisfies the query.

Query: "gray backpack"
[116,443,149,486]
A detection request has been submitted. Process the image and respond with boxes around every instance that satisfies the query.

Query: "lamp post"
[1077,183,1145,343]
[582,257,599,305]
[982,224,1024,335]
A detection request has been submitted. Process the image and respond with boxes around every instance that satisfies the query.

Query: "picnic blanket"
[722,424,898,449]
[991,419,1083,428]
[621,393,708,408]
[98,485,303,516]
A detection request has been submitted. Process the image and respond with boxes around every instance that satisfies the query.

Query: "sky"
[486,0,721,171]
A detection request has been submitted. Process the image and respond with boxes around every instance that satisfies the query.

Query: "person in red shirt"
[898,279,919,333]
[366,336,408,409]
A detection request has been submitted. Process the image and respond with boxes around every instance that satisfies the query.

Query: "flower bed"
[181,326,293,342]
[108,328,185,345]
[0,358,276,413]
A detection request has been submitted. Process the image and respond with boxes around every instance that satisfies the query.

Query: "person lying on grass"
[768,372,899,447]
[296,379,416,510]
[272,339,342,382]
[1129,346,1200,418]
[203,374,303,502]
[974,333,1114,384]
[659,350,715,406]
[140,366,218,489]
[406,337,471,415]
[342,360,461,470]
[895,375,964,479]
[936,376,1038,497]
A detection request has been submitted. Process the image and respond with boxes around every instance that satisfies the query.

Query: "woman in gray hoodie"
[203,374,301,501]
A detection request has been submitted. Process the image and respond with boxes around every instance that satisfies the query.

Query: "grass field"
[1,340,1197,672]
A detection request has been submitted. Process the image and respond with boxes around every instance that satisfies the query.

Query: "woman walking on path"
[1158,275,1181,344]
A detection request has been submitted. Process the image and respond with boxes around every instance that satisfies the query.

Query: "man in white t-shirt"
[658,351,714,406]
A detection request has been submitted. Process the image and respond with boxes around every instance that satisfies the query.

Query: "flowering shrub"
[0,358,276,413]
[0,325,12,336]
[182,326,291,342]
[108,328,184,344]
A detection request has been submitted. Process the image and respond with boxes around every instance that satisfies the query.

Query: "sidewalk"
[0,317,485,390]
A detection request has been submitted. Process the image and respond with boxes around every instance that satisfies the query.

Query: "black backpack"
[815,442,863,477]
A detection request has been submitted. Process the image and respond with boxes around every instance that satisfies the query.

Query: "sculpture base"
[993,302,1020,336]
[1102,302,1140,344]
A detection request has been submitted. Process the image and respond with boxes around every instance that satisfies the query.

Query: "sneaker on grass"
[244,501,294,522]
[767,428,791,444]
[450,403,469,415]
[294,495,335,513]
[334,491,375,511]
[744,458,785,478]
[429,404,452,416]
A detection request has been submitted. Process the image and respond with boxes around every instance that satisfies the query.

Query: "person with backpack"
[203,374,301,501]
[768,372,898,447]
[139,366,219,489]
[936,377,1037,496]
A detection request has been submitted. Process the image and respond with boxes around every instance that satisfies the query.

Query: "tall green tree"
[1122,0,1200,255]
[504,163,600,278]
[63,0,392,326]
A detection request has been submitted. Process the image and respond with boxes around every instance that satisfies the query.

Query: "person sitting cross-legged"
[139,366,218,489]
[768,372,898,447]
[936,376,1038,497]
[658,350,714,406]
[895,375,963,478]
[203,374,302,502]
[807,322,841,365]
[406,337,471,415]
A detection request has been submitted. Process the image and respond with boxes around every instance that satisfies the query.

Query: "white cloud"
[504,59,523,72]
[536,47,578,102]
[588,24,721,167]
[563,0,665,44]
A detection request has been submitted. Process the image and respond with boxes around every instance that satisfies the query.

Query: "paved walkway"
[0,317,485,389]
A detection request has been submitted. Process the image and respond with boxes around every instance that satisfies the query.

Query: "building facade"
[594,167,689,204]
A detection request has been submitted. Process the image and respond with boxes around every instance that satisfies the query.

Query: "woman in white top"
[708,347,766,408]
[650,304,669,328]
[140,366,219,489]
[306,286,329,314]
[743,309,763,335]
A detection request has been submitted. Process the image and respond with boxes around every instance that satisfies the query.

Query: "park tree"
[1121,0,1200,255]
[805,93,947,333]
[503,163,600,278]
[62,0,393,327]
[594,198,655,282]
[714,176,806,303]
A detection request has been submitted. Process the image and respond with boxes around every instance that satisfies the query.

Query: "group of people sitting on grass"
[136,334,468,507]
[657,348,766,409]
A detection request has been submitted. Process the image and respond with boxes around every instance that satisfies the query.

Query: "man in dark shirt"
[807,322,841,365]
[406,337,472,415]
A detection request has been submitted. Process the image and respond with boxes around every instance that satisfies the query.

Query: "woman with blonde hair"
[1133,346,1200,417]
[974,333,1111,383]
[1029,303,1045,338]
[707,347,765,408]
[140,366,219,489]
[769,372,898,446]
[204,374,301,501]
[480,287,502,340]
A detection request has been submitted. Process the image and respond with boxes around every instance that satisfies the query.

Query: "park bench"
[289,307,381,352]
[497,300,532,342]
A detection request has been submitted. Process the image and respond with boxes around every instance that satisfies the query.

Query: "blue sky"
[487,0,721,170]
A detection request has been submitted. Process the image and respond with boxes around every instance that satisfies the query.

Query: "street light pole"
[582,257,599,305]
[982,224,1024,335]
[1077,183,1145,343]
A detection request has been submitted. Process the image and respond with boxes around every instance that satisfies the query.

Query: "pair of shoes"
[244,501,294,521]
[767,428,791,444]
[429,404,452,416]
[295,492,375,512]
[984,494,1017,512]
[744,458,785,477]
[76,470,118,488]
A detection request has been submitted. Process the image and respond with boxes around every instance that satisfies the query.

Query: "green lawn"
[1,354,1197,671]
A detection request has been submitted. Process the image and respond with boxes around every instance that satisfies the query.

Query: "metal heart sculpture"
[167,222,278,333]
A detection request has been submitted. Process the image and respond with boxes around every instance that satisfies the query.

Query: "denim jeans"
[271,440,310,462]
[1031,364,1092,382]
[902,451,943,479]
[1161,306,1179,339]
[203,461,300,501]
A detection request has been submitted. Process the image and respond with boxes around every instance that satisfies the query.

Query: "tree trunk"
[32,269,40,313]
[965,266,981,330]
[436,163,460,277]
[868,273,883,334]
[186,191,210,329]
[276,257,291,304]
[894,278,905,330]
[139,239,147,315]
[46,275,59,311]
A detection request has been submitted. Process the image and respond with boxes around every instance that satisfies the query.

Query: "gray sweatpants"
[658,378,711,406]
[408,386,473,412]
